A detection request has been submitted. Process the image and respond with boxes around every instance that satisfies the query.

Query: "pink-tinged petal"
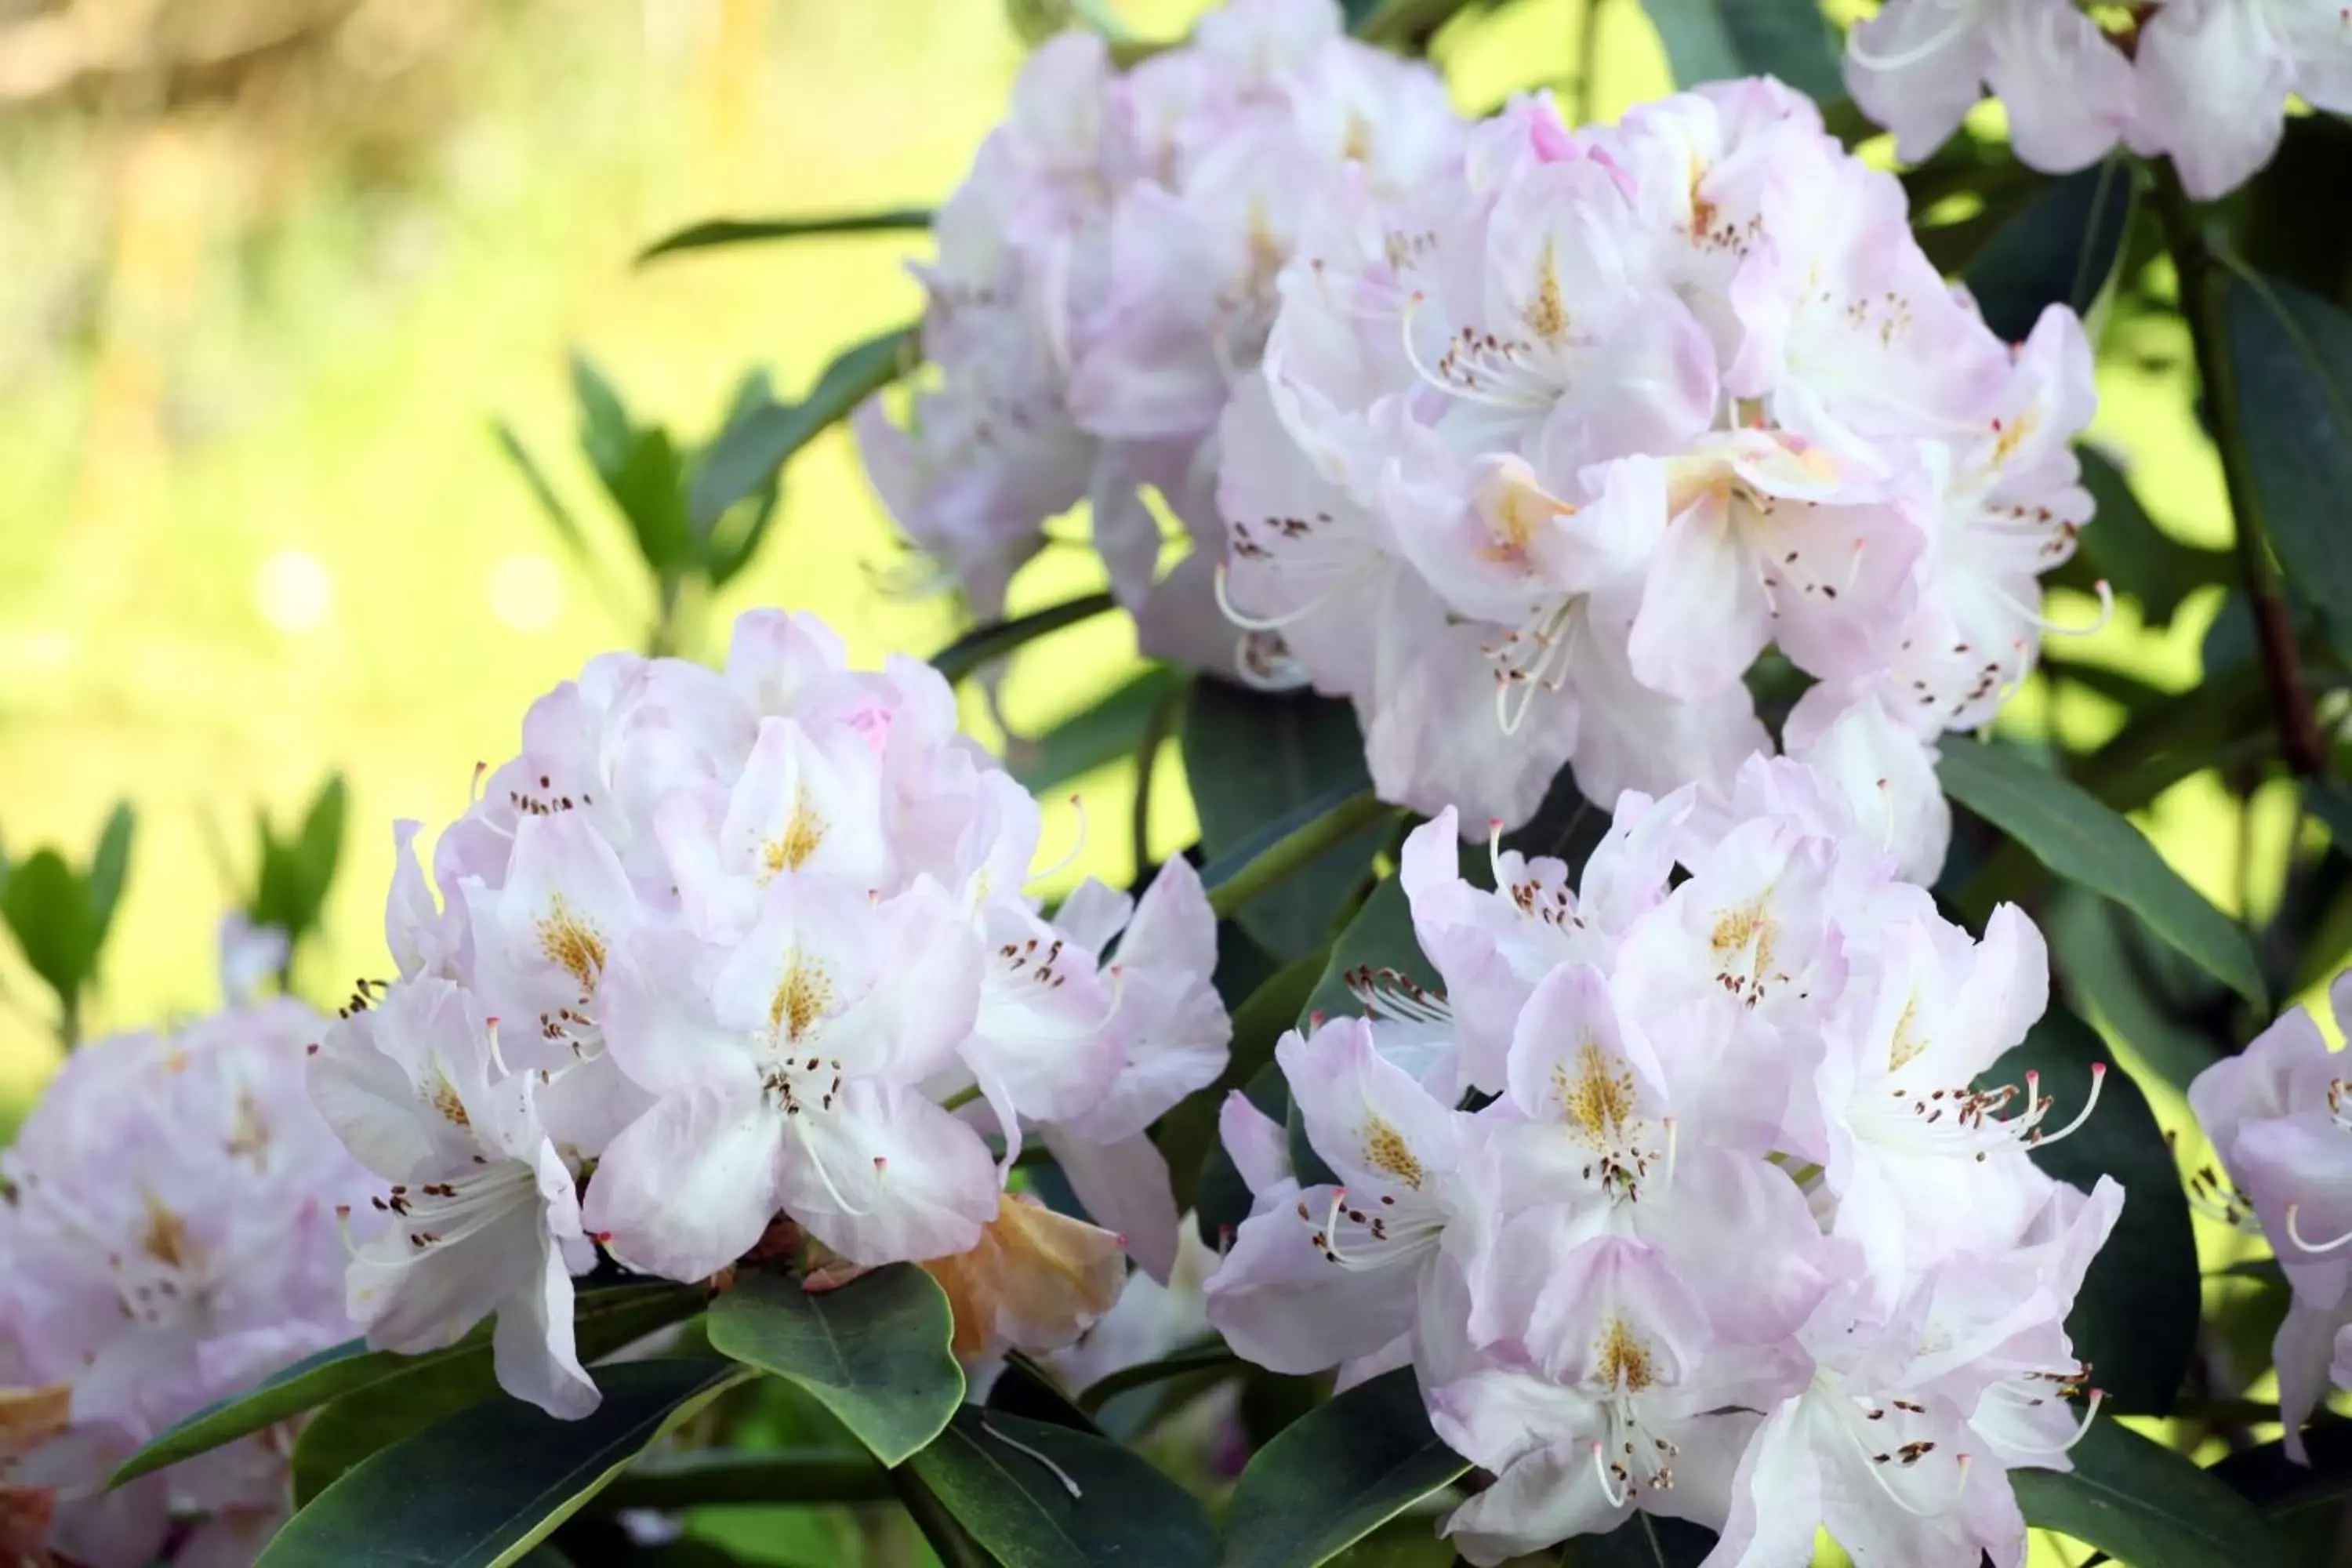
[726,608,848,718]
[491,1232,597,1419]
[1707,1397,1827,1568]
[1203,1189,1422,1374]
[1842,0,1991,164]
[2131,0,2292,199]
[1276,1018,1460,1195]
[1441,1439,1626,1566]
[779,1082,999,1268]
[966,898,1123,1127]
[1628,492,1768,702]
[2188,1002,2328,1166]
[599,927,757,1100]
[1052,878,1136,958]
[1042,1127,1181,1283]
[722,717,893,893]
[584,1083,784,1283]
[1218,1090,1294,1197]
[2238,1116,2352,1308]
[1784,688,1951,885]
[1980,0,2136,172]
[1366,619,1581,830]
[307,1016,443,1183]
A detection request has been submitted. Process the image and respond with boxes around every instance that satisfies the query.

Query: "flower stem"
[2152,164,2327,779]
[1205,788,1399,920]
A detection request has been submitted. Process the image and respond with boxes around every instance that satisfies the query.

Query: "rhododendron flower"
[302,605,1226,1414]
[2188,972,2352,1456]
[923,1192,1127,1361]
[1207,751,2121,1566]
[1,997,370,1567]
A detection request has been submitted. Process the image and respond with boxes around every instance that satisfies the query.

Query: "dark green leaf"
[986,1352,1104,1436]
[1499,767,1604,870]
[492,421,599,569]
[637,209,933,265]
[2044,886,2221,1094]
[704,1268,962,1466]
[688,325,917,528]
[2013,1415,2287,1568]
[931,593,1119,684]
[2225,270,2352,669]
[1161,948,1325,1219]
[1223,1367,1468,1568]
[116,1284,700,1486]
[1184,681,1383,958]
[607,428,697,578]
[594,1448,889,1510]
[1978,1004,2198,1415]
[2206,1422,2352,1566]
[256,1359,747,1568]
[1936,736,2266,1007]
[570,353,636,487]
[1564,1514,1719,1566]
[84,802,135,953]
[909,1406,1218,1568]
[1962,160,2137,343]
[296,775,347,926]
[0,848,96,1006]
[1349,0,1477,44]
[289,1284,708,1503]
[1635,0,1842,102]
[1009,666,1189,793]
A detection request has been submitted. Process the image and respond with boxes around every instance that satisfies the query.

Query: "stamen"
[2285,1202,2352,1254]
[1027,796,1089,885]
[1214,562,1350,633]
[1843,3,1978,73]
[2028,1064,2105,1149]
[1591,1440,1629,1509]
[1487,818,1508,887]
[1986,578,2114,639]
[798,1131,873,1218]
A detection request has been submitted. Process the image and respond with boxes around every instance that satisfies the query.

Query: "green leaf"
[84,802,135,954]
[1223,1367,1468,1568]
[986,1352,1105,1436]
[2044,885,2221,1094]
[1008,666,1189,793]
[2013,1414,2288,1568]
[0,848,97,1007]
[1161,948,1325,1220]
[704,1268,962,1466]
[492,420,599,570]
[2205,1422,2352,1567]
[256,1359,748,1568]
[607,428,698,578]
[1185,681,1385,958]
[1635,0,1841,103]
[1936,736,2266,1008]
[932,593,1119,684]
[1962,160,2137,343]
[2223,269,2352,669]
[594,1447,890,1510]
[116,1283,700,1486]
[570,352,636,487]
[289,1284,708,1504]
[1193,1061,1290,1250]
[1564,1515,1719,1566]
[1978,1004,2198,1415]
[908,1406,1218,1568]
[296,775,347,925]
[636,209,934,264]
[688,325,917,528]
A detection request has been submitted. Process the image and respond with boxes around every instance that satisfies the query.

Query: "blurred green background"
[0,0,2255,1131]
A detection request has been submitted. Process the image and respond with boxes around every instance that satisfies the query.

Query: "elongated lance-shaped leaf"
[84,802,135,953]
[1962,159,2138,343]
[1008,664,1189,793]
[256,1359,748,1568]
[704,1267,963,1466]
[930,592,1119,684]
[909,1406,1218,1568]
[1222,1367,1468,1568]
[1568,1515,1721,1566]
[688,324,919,528]
[1635,0,1842,102]
[1936,736,2266,1008]
[2013,1414,2287,1567]
[114,1283,699,1486]
[289,1284,710,1503]
[591,1448,891,1511]
[636,208,933,264]
[1160,948,1324,1221]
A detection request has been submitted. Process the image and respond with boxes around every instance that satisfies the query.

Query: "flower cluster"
[2187,973,2352,1457]
[1,999,370,1568]
[1845,0,2352,199]
[1221,77,2096,872]
[1203,754,2121,1566]
[306,607,1229,1417]
[855,0,1460,674]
